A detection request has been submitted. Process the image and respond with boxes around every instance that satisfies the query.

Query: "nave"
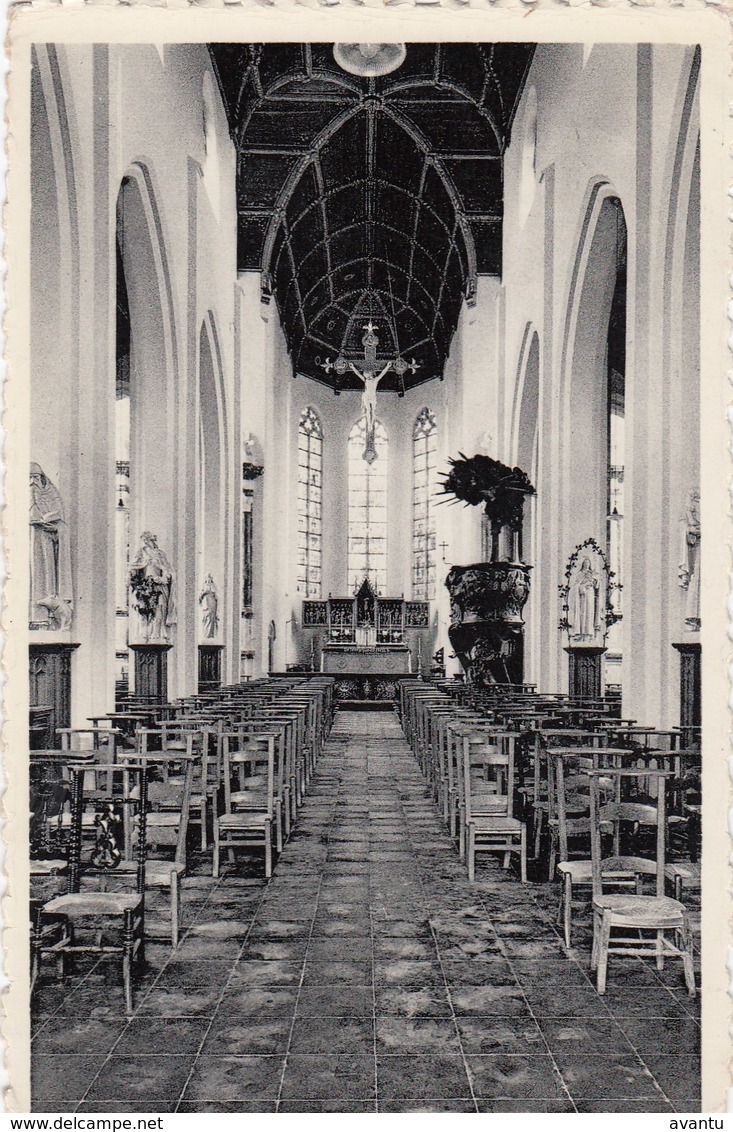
[31,710,700,1114]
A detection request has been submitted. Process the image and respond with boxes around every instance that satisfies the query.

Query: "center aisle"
[195,710,690,1113]
[39,710,696,1112]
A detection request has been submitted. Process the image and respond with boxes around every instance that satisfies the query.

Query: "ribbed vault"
[209,43,534,390]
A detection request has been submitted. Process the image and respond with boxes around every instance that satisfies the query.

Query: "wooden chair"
[31,763,148,1015]
[553,753,639,948]
[228,721,288,852]
[123,748,196,949]
[213,733,275,878]
[462,731,527,883]
[588,767,695,995]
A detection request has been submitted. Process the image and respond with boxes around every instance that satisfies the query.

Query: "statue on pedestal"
[29,463,73,629]
[199,574,219,640]
[568,557,602,643]
[678,489,701,631]
[129,531,176,643]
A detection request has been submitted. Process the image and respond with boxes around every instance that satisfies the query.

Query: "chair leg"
[30,931,41,992]
[596,914,612,994]
[275,809,283,855]
[200,801,207,851]
[656,929,665,971]
[562,875,573,948]
[123,911,134,1016]
[680,918,696,996]
[533,808,543,859]
[590,909,601,970]
[467,826,475,883]
[520,825,528,884]
[171,871,180,949]
[265,822,273,879]
[547,834,557,882]
[212,831,220,878]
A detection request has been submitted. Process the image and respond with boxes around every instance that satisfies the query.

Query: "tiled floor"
[31,711,701,1113]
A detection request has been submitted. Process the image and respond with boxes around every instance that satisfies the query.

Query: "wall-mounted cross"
[318,322,420,463]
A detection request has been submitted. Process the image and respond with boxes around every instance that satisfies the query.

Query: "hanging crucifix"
[319,322,420,463]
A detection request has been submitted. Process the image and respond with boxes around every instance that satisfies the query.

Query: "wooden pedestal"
[672,640,701,739]
[29,642,80,740]
[129,643,172,702]
[199,644,224,692]
[565,646,606,700]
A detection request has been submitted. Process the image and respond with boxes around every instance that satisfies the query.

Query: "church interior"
[27,40,703,1113]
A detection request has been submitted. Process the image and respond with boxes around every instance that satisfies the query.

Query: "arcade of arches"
[27,41,703,1113]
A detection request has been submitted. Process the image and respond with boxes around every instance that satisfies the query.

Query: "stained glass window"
[348,416,388,594]
[297,407,323,597]
[412,408,437,600]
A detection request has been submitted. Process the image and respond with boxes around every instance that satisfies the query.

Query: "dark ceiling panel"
[209,41,535,391]
[443,157,503,216]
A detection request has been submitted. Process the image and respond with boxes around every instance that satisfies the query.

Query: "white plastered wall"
[29,44,241,722]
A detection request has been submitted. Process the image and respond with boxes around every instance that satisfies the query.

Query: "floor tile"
[555,1054,667,1099]
[466,1054,567,1099]
[113,1018,209,1056]
[289,1016,375,1056]
[644,1055,702,1101]
[455,1017,546,1055]
[84,1056,193,1104]
[279,1100,376,1112]
[181,1055,285,1101]
[296,986,374,1018]
[31,1055,106,1109]
[376,1053,471,1100]
[280,1053,376,1100]
[375,1016,461,1053]
[200,1018,292,1055]
[177,1101,278,1112]
[378,1099,476,1112]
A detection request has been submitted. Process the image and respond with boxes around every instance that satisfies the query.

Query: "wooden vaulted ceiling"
[209,43,535,391]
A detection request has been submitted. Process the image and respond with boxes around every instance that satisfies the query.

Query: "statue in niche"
[29,463,73,629]
[678,489,701,631]
[568,556,603,643]
[129,531,176,642]
[199,574,219,640]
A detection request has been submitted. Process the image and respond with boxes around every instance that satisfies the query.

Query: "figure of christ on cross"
[351,323,394,456]
[318,320,419,463]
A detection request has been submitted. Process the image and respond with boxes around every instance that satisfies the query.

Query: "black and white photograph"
[4,9,730,1116]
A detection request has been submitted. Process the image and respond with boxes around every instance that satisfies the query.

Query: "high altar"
[302,578,429,675]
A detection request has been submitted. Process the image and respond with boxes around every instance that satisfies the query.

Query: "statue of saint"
[678,489,701,631]
[29,463,73,628]
[129,531,176,642]
[199,574,219,639]
[568,556,602,643]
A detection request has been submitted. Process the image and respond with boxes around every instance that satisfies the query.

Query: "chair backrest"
[66,763,148,895]
[589,768,669,896]
[232,719,289,793]
[222,733,275,818]
[553,754,618,862]
[462,731,515,823]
